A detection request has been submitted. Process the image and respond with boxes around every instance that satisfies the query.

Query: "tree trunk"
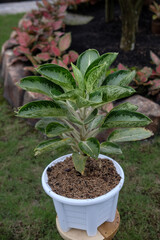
[119,0,143,51]
[105,0,114,23]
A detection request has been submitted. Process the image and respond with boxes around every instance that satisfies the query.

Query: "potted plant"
[150,0,160,34]
[16,49,153,236]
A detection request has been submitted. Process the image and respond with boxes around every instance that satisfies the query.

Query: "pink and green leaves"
[11,0,78,70]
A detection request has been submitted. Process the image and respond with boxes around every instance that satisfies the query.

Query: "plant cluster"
[9,0,80,73]
[150,1,160,20]
[16,49,153,175]
[116,51,160,96]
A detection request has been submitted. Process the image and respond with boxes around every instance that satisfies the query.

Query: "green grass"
[0,13,160,240]
[0,13,24,51]
[0,86,160,240]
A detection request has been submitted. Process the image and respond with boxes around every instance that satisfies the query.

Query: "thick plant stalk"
[119,0,143,51]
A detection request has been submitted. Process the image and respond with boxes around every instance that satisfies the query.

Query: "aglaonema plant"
[16,49,153,175]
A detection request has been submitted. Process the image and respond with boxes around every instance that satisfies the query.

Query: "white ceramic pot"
[42,153,124,236]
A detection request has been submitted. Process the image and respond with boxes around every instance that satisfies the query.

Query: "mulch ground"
[66,0,160,69]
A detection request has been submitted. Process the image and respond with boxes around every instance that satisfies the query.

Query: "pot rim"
[41,153,124,206]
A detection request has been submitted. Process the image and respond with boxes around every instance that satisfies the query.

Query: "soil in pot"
[47,156,121,199]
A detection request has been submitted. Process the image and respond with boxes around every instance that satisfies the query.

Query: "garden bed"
[66,0,160,68]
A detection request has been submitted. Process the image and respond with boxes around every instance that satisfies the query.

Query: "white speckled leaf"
[72,153,87,175]
[103,70,136,86]
[85,52,118,75]
[34,138,71,156]
[76,49,100,76]
[102,110,152,128]
[46,122,72,137]
[100,141,122,154]
[79,137,100,159]
[16,100,67,118]
[108,128,153,142]
[36,64,76,91]
[18,76,64,98]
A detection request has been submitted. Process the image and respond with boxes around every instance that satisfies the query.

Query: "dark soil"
[47,156,121,199]
[66,0,160,69]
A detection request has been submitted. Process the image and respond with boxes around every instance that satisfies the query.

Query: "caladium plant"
[16,49,153,175]
[116,56,160,96]
[9,0,79,73]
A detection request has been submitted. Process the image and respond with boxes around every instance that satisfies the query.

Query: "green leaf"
[71,63,85,91]
[36,64,76,91]
[100,142,122,155]
[85,63,107,93]
[18,76,64,98]
[46,122,72,137]
[34,138,72,156]
[85,52,118,75]
[103,70,136,87]
[76,92,102,108]
[67,114,83,125]
[102,110,152,128]
[76,49,100,76]
[79,137,100,159]
[88,115,105,130]
[16,100,67,118]
[72,153,87,175]
[84,109,98,124]
[98,85,136,103]
[51,89,82,101]
[108,128,153,142]
[111,102,138,112]
[35,117,59,133]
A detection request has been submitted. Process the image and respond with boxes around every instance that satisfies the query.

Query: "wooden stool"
[56,210,120,240]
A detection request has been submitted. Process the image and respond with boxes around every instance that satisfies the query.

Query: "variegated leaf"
[85,52,118,75]
[76,92,103,108]
[84,109,98,124]
[111,102,138,112]
[85,63,107,93]
[76,49,100,76]
[16,100,67,118]
[18,76,64,98]
[35,117,60,133]
[79,137,100,159]
[46,122,72,137]
[100,142,122,154]
[36,64,76,91]
[51,89,82,101]
[34,138,72,156]
[103,70,136,87]
[67,114,83,125]
[102,110,152,128]
[108,128,153,142]
[58,32,71,52]
[88,115,105,130]
[89,86,135,105]
[71,63,85,91]
[72,153,87,175]
[99,85,136,103]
